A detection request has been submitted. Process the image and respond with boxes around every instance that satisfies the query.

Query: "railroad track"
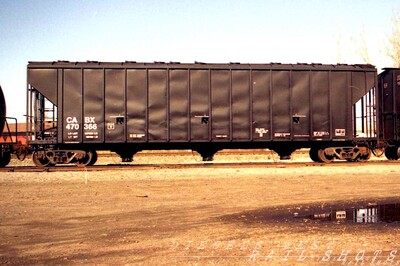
[18,149,304,159]
[1,160,397,172]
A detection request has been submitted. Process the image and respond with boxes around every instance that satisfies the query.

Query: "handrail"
[1,117,18,143]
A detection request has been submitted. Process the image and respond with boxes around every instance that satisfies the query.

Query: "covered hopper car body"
[26,61,377,166]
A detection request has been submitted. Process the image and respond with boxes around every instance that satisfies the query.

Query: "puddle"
[219,200,400,226]
[293,203,400,224]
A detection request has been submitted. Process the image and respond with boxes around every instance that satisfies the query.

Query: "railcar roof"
[381,67,400,70]
[28,61,376,71]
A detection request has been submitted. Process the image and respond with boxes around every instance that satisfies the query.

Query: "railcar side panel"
[28,68,58,104]
[211,70,230,141]
[57,70,63,143]
[231,70,251,140]
[63,69,82,143]
[330,71,350,139]
[352,72,367,105]
[169,69,189,141]
[291,71,311,139]
[148,69,168,141]
[383,71,394,140]
[272,71,290,139]
[105,69,125,143]
[190,70,210,141]
[311,71,330,139]
[83,69,104,143]
[127,69,147,142]
[252,71,271,140]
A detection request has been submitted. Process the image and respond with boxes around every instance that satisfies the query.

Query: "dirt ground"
[1,151,400,265]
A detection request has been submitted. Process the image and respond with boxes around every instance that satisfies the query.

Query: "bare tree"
[350,27,371,64]
[335,24,343,63]
[387,11,400,67]
[352,27,371,64]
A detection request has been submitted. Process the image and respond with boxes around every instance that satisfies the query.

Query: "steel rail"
[0,160,397,173]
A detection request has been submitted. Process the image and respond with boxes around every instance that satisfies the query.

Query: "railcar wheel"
[88,150,98,166]
[317,149,334,163]
[309,148,322,162]
[358,148,372,161]
[76,150,97,166]
[372,148,385,157]
[0,152,11,167]
[385,146,399,160]
[32,151,52,167]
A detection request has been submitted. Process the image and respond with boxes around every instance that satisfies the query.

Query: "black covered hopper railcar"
[27,61,377,166]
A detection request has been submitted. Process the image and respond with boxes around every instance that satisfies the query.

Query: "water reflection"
[294,203,400,223]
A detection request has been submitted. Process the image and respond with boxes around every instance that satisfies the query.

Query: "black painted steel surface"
[27,61,377,157]
[378,68,400,142]
[0,85,6,135]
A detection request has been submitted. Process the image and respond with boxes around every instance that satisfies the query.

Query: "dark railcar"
[0,85,13,167]
[378,68,400,159]
[27,61,377,166]
[0,85,5,135]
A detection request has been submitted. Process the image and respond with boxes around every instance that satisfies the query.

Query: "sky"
[0,0,399,121]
